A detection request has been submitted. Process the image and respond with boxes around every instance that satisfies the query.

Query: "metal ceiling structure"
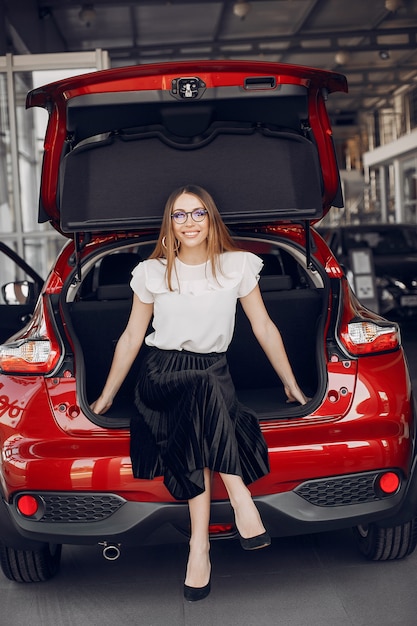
[1,0,417,125]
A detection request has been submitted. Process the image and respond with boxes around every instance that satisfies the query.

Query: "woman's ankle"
[185,543,211,587]
[232,498,266,539]
[188,538,210,554]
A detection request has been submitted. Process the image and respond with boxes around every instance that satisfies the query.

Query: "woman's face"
[171,192,209,252]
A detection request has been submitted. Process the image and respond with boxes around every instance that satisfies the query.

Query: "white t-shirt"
[130,251,263,353]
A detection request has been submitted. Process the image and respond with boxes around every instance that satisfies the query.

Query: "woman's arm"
[90,295,154,414]
[239,285,308,405]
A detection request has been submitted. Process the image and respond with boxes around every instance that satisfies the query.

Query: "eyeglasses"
[171,209,208,224]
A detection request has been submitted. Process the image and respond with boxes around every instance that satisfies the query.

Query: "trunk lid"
[26,60,347,236]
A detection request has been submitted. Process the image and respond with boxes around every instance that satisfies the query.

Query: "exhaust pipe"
[99,541,121,561]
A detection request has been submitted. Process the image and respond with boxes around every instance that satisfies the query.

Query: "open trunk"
[63,235,327,427]
[31,63,341,421]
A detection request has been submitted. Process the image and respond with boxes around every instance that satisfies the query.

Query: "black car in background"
[320,223,417,320]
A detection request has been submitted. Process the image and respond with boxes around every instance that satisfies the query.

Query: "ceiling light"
[379,50,390,60]
[335,51,350,66]
[233,1,251,20]
[79,4,97,27]
[385,0,404,12]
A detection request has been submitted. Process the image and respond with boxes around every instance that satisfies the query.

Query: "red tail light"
[16,494,39,517]
[208,523,235,536]
[339,320,400,356]
[378,472,400,495]
[0,298,62,374]
[0,338,60,373]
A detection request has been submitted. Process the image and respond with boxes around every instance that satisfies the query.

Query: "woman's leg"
[185,468,212,588]
[219,472,266,539]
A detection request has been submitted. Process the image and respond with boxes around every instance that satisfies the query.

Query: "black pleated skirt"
[130,347,270,501]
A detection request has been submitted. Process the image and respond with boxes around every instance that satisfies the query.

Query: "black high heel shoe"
[239,530,271,551]
[184,579,211,602]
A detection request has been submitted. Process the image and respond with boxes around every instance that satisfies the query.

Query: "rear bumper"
[2,466,417,549]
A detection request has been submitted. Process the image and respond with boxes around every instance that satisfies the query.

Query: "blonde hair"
[150,185,241,291]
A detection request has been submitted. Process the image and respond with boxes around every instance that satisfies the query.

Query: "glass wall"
[404,156,417,223]
[0,71,13,235]
[0,51,108,289]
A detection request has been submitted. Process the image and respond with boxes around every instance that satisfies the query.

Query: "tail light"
[0,338,60,373]
[0,298,62,374]
[339,320,400,356]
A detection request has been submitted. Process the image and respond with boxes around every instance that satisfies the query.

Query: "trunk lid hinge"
[71,232,91,282]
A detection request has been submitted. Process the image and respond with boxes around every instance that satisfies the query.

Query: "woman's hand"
[89,296,153,416]
[90,395,113,415]
[284,385,310,406]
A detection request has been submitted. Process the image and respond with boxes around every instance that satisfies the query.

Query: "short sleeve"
[130,261,154,303]
[237,252,263,298]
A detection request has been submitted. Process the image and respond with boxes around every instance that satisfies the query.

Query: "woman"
[91,185,307,602]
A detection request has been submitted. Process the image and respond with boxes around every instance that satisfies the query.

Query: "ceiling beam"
[37,0,306,6]
[106,26,417,61]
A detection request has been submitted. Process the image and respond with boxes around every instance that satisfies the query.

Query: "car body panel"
[0,228,413,505]
[1,340,411,496]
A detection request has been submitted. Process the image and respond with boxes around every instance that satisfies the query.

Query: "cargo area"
[65,237,326,424]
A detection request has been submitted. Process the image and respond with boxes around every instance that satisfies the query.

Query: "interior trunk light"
[17,495,39,517]
[340,320,400,356]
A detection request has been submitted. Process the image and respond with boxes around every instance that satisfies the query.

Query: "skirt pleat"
[130,348,270,500]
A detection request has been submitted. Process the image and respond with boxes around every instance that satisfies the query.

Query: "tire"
[0,543,62,582]
[353,519,417,561]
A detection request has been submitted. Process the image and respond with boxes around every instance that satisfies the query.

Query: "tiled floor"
[1,530,417,626]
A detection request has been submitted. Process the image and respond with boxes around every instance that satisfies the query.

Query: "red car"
[0,61,416,583]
